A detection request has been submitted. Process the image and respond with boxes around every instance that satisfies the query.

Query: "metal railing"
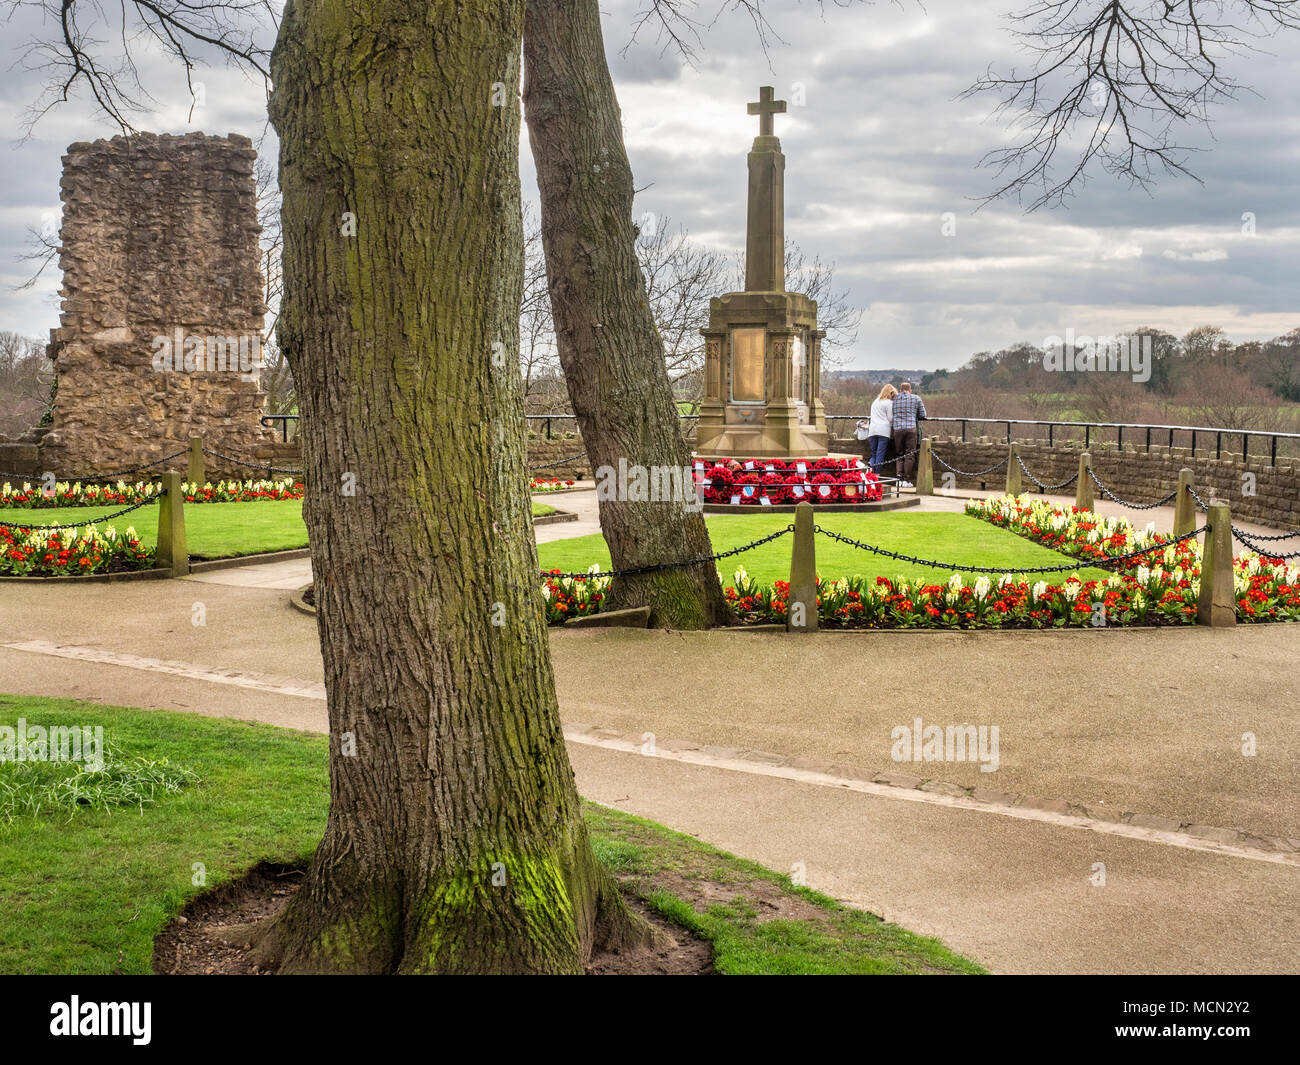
[261,413,298,443]
[823,415,1300,467]
[262,410,1300,466]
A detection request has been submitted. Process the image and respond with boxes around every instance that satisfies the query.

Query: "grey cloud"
[2,0,1297,367]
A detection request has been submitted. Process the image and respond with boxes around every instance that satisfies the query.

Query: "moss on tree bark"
[261,0,648,973]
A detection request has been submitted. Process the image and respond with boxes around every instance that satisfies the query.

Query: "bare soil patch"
[154,861,714,975]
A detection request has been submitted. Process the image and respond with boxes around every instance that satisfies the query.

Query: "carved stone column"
[808,329,827,431]
[695,327,727,454]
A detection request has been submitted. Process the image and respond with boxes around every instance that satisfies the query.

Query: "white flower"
[947,573,963,594]
[1032,581,1048,601]
[541,584,551,600]
[1136,565,1150,585]
[973,576,991,600]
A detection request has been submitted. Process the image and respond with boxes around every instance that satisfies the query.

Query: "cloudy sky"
[1,0,1296,371]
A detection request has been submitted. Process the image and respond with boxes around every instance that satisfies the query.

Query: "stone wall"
[0,132,276,482]
[526,436,591,480]
[524,425,702,482]
[886,436,1300,529]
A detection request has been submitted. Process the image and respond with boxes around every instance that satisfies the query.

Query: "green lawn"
[0,500,308,560]
[4,499,553,560]
[538,511,1110,585]
[0,695,981,975]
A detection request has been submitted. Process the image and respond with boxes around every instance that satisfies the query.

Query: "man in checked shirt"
[890,381,927,487]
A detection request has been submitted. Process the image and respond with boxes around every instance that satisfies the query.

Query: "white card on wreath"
[796,462,807,474]
[730,494,741,506]
[759,496,772,506]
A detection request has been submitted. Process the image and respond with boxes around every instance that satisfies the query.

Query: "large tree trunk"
[523,0,730,630]
[264,0,645,974]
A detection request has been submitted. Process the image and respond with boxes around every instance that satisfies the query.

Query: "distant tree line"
[0,331,52,441]
[822,325,1300,433]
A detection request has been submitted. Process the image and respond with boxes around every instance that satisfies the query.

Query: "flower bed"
[1,525,155,577]
[965,494,1300,624]
[541,567,609,622]
[699,457,882,506]
[723,566,1201,628]
[529,477,578,493]
[537,557,1300,628]
[0,478,304,508]
[963,495,1198,572]
[539,491,1300,626]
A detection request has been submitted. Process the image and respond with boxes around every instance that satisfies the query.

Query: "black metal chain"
[0,448,191,486]
[1086,469,1180,510]
[201,447,305,476]
[1225,526,1299,542]
[931,451,1007,478]
[813,523,1209,575]
[1231,526,1300,559]
[541,524,795,580]
[1015,455,1079,492]
[0,495,160,531]
[529,453,587,471]
[1186,485,1211,512]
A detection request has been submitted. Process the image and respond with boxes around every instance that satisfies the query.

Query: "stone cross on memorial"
[694,85,829,460]
[745,86,787,293]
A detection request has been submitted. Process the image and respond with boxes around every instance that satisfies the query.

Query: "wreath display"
[809,472,840,502]
[760,471,785,504]
[696,457,882,505]
[704,464,734,503]
[735,472,762,504]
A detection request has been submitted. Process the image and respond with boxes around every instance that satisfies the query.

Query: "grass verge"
[539,511,1109,585]
[0,695,981,975]
[0,500,308,560]
[3,500,557,560]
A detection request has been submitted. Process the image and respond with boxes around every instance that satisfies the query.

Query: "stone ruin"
[0,132,286,482]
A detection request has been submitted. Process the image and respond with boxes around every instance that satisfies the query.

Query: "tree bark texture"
[266,0,642,973]
[523,0,731,629]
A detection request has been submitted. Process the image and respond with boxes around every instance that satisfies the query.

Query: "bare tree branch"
[963,1,1300,210]
[3,0,278,134]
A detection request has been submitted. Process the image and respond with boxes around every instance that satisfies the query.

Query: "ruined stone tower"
[2,132,279,480]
